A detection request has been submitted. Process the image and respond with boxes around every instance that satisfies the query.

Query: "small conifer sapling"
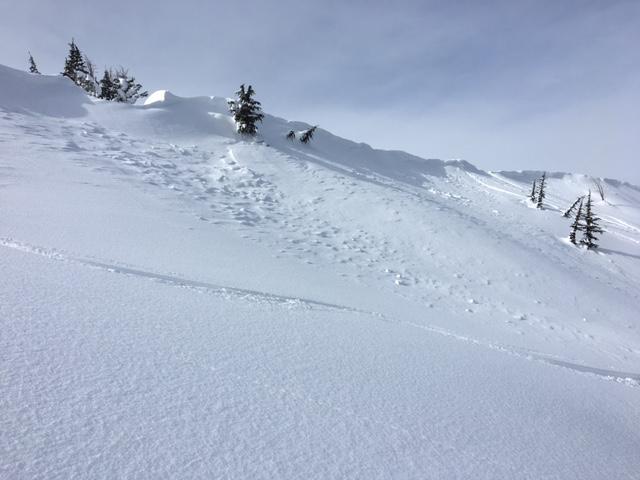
[529,179,537,203]
[536,172,547,209]
[28,52,40,74]
[568,198,584,245]
[580,191,604,250]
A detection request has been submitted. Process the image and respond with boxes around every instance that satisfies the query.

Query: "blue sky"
[2,0,639,181]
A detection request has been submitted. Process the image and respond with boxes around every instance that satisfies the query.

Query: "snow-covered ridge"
[497,169,640,192]
[4,63,635,191]
[137,86,491,183]
[1,64,489,182]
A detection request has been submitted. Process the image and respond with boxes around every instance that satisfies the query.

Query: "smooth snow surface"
[1,65,639,479]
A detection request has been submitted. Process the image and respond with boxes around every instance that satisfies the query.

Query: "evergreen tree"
[228,84,264,135]
[99,69,117,100]
[563,196,584,218]
[580,191,604,250]
[529,179,537,203]
[80,55,99,96]
[300,126,318,144]
[536,172,547,209]
[28,52,40,74]
[61,38,87,85]
[568,198,584,245]
[111,68,148,103]
[286,130,296,140]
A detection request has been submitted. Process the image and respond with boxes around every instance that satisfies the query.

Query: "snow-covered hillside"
[2,64,639,479]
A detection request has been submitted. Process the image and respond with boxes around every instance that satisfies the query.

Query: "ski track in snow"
[3,236,638,387]
[0,237,376,316]
[404,321,640,387]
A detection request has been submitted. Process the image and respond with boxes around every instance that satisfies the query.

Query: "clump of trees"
[225,85,318,141]
[228,84,264,135]
[285,126,318,144]
[564,191,604,249]
[28,39,148,103]
[98,68,148,103]
[528,172,605,251]
[61,39,100,97]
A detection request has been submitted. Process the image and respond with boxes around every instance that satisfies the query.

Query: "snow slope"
[1,64,639,479]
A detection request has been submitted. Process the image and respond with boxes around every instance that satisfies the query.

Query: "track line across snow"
[0,237,379,316]
[3,236,639,387]
[405,321,640,387]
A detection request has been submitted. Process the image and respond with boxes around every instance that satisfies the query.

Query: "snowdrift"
[0,64,91,117]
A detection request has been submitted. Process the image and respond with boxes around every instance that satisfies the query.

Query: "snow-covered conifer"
[62,39,87,85]
[300,126,318,144]
[536,172,546,209]
[580,191,604,250]
[111,68,148,104]
[98,70,117,100]
[228,84,264,135]
[529,179,537,203]
[28,52,40,74]
[563,196,584,218]
[286,130,295,141]
[79,56,100,97]
[569,198,584,245]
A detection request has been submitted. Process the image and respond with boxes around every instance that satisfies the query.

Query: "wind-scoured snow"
[1,64,639,479]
